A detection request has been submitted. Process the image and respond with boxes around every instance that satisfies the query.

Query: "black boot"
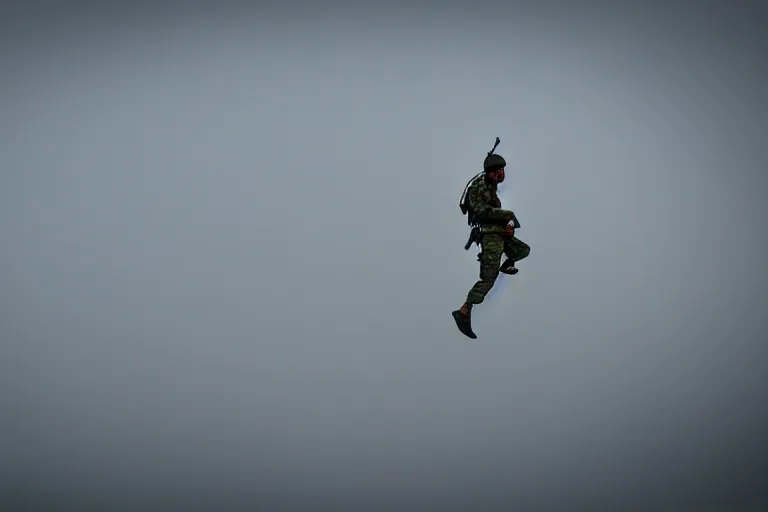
[499,259,518,275]
[452,303,477,339]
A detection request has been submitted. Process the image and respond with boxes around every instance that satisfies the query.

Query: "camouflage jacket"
[465,176,515,233]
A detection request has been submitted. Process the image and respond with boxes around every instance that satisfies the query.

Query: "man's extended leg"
[499,236,531,275]
[453,234,505,338]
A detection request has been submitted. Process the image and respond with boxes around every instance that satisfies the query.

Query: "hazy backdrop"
[2,1,767,510]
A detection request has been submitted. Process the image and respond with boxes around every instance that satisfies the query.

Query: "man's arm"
[467,181,516,224]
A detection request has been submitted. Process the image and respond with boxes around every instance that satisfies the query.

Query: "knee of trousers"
[468,276,498,304]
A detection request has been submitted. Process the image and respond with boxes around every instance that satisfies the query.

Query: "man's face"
[490,167,505,183]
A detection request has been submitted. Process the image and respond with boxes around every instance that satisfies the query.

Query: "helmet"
[483,154,506,173]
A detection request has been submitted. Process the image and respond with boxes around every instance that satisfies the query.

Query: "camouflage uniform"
[464,176,530,306]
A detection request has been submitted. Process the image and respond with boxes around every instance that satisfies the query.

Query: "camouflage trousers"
[466,233,530,305]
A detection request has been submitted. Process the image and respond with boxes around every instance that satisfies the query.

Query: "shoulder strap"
[459,173,484,226]
[459,172,483,215]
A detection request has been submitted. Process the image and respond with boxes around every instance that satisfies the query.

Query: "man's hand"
[504,224,515,237]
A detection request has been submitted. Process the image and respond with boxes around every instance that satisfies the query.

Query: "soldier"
[453,152,530,339]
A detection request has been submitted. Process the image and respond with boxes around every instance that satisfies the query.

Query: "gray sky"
[2,1,767,510]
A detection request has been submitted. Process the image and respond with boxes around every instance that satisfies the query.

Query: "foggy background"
[2,0,766,510]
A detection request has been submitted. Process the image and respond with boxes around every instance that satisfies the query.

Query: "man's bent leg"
[500,236,530,274]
